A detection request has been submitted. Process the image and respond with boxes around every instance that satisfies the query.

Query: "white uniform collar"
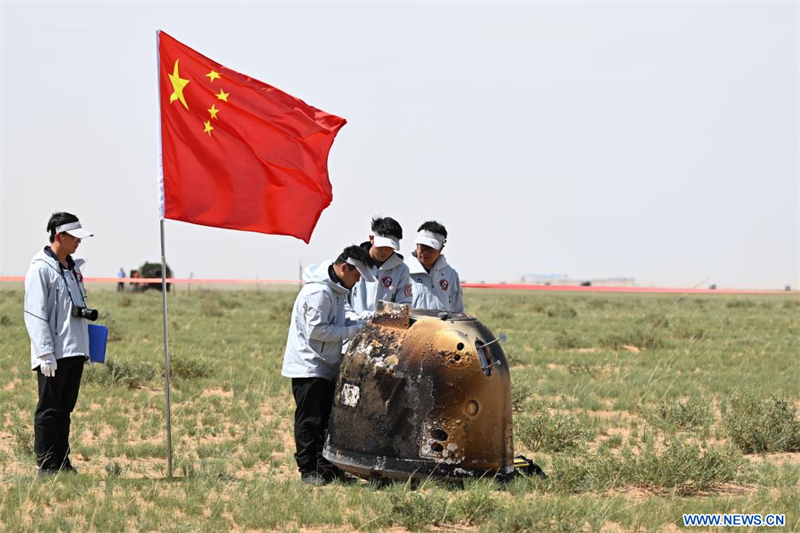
[32,248,65,273]
[407,253,448,275]
[376,252,403,271]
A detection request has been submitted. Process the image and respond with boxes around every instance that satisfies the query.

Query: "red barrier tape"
[0,276,297,285]
[460,283,793,295]
[0,276,793,294]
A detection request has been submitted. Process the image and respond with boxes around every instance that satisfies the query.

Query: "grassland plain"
[0,284,798,533]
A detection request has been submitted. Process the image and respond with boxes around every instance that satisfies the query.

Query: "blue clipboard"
[88,324,108,363]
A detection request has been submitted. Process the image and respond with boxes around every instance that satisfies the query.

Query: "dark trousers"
[291,377,337,476]
[35,356,84,470]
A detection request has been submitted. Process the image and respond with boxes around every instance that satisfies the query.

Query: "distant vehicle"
[130,262,173,292]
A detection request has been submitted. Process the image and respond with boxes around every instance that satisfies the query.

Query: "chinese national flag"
[157,31,346,243]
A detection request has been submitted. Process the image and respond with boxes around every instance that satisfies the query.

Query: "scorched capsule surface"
[323,301,514,480]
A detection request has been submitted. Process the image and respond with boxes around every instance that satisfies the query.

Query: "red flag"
[157,31,346,243]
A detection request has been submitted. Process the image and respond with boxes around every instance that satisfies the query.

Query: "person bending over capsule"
[281,245,374,486]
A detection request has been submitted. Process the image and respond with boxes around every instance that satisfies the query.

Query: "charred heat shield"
[323,301,514,481]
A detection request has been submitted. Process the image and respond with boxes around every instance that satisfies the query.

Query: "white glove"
[358,311,374,321]
[39,354,57,378]
[347,324,362,340]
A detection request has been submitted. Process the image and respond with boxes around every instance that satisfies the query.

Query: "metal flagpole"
[160,220,173,478]
[156,29,174,478]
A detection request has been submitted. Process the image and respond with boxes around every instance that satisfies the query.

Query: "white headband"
[371,233,400,251]
[414,230,446,251]
[55,221,94,238]
[346,257,376,281]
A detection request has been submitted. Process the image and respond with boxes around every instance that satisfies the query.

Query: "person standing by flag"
[346,216,411,322]
[282,245,374,485]
[405,221,464,313]
[24,212,95,476]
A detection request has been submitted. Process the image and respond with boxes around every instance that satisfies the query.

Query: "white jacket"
[405,253,464,313]
[282,261,361,380]
[24,248,90,369]
[346,247,411,321]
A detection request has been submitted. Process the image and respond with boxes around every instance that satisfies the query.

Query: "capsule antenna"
[480,333,507,348]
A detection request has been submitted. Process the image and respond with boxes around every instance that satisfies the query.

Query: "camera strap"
[45,247,87,308]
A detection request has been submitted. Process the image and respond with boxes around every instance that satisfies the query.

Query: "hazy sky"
[1,1,798,289]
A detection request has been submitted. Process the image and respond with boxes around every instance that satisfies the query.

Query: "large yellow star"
[215,89,229,102]
[168,59,190,110]
[206,70,221,82]
[203,121,214,136]
[207,104,220,120]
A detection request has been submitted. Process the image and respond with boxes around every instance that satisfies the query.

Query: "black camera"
[71,306,99,321]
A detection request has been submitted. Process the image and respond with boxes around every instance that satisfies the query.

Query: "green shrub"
[450,480,498,525]
[644,397,713,431]
[722,394,800,453]
[511,381,535,411]
[488,498,599,533]
[201,300,224,317]
[83,359,158,388]
[546,307,578,319]
[566,363,598,376]
[219,296,242,310]
[10,424,34,457]
[586,298,609,309]
[387,485,448,530]
[168,355,212,379]
[599,329,665,350]
[99,311,125,341]
[672,323,705,340]
[105,462,123,477]
[515,411,593,453]
[726,299,757,308]
[622,441,745,494]
[553,330,581,349]
[642,313,670,328]
[546,441,745,495]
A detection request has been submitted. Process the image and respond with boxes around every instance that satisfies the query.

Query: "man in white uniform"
[346,216,411,323]
[282,245,374,485]
[24,212,95,476]
[405,220,464,314]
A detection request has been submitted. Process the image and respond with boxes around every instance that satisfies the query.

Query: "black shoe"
[301,472,329,486]
[322,468,353,484]
[37,467,58,478]
[62,463,78,474]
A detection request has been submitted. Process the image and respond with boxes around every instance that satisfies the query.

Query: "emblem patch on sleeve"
[405,283,413,297]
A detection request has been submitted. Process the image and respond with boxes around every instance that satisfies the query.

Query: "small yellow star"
[203,121,214,136]
[215,89,229,102]
[168,59,190,110]
[205,70,221,82]
[207,104,220,120]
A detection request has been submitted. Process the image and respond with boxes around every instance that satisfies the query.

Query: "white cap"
[372,233,400,251]
[55,221,94,239]
[414,230,445,251]
[346,257,376,282]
